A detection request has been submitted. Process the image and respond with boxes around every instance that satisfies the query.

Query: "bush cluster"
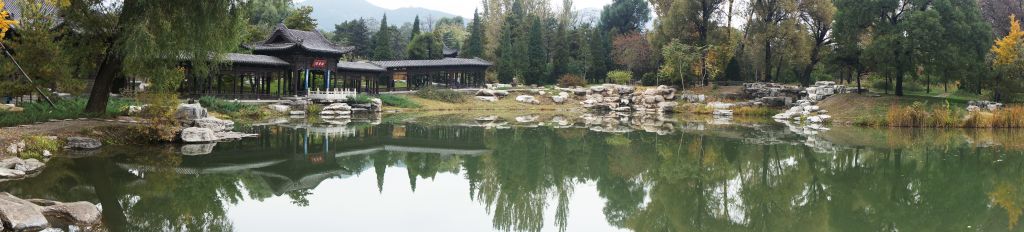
[607,70,633,85]
[415,86,466,103]
[379,94,421,108]
[883,101,1024,128]
[557,74,587,87]
[198,96,275,121]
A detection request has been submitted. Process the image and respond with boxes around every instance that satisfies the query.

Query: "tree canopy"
[283,5,316,31]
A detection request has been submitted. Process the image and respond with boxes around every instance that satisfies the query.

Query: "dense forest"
[1,0,1023,111]
[326,0,1023,101]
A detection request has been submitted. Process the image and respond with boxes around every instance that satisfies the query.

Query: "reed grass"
[882,101,1024,128]
[676,103,778,116]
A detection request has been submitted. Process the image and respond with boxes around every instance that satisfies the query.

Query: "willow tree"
[83,0,244,114]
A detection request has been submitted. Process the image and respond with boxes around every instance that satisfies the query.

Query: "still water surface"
[3,114,1024,232]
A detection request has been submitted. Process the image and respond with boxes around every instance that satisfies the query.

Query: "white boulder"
[476,96,498,102]
[192,117,235,132]
[267,104,291,113]
[516,95,540,104]
[181,127,217,143]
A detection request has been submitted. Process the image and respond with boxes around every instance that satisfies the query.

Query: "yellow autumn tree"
[993,15,1024,67]
[0,1,18,41]
[991,15,1024,101]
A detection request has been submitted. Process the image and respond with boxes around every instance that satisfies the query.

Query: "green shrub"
[19,136,63,160]
[870,77,892,92]
[198,96,277,121]
[415,86,466,103]
[557,74,587,87]
[346,94,374,104]
[641,73,658,86]
[380,94,421,108]
[0,98,133,127]
[607,70,633,85]
[306,104,323,115]
[199,96,244,112]
[732,106,780,116]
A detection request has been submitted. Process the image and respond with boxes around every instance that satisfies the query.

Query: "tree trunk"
[926,73,930,94]
[856,68,863,94]
[84,0,138,113]
[943,70,948,93]
[84,46,123,113]
[896,71,905,96]
[763,40,772,82]
[885,74,890,94]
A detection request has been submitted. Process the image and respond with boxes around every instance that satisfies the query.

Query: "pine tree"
[411,15,421,40]
[461,9,486,58]
[333,18,372,58]
[407,32,444,59]
[598,0,651,34]
[549,20,570,83]
[524,18,548,85]
[496,1,526,83]
[284,6,317,31]
[588,30,612,83]
[8,1,71,91]
[372,14,393,60]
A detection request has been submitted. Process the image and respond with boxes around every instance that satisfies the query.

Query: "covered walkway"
[336,58,492,94]
[181,24,492,99]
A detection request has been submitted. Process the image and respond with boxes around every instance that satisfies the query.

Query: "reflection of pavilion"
[116,123,489,195]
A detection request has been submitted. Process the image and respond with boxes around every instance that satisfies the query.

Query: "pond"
[3,113,1024,232]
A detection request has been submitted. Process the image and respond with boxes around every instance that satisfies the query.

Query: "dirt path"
[0,117,144,151]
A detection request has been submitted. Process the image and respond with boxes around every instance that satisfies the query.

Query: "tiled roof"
[337,61,386,72]
[248,24,354,55]
[443,46,458,57]
[247,43,298,51]
[225,53,290,67]
[372,58,493,69]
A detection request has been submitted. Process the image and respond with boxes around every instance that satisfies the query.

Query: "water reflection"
[2,116,1024,231]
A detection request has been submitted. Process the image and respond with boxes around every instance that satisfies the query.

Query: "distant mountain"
[299,0,458,31]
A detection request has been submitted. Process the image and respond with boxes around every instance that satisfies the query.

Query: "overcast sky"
[295,0,614,18]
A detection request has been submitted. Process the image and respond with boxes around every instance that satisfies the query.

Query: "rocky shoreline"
[0,193,101,231]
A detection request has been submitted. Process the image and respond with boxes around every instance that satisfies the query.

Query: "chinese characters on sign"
[311,58,327,69]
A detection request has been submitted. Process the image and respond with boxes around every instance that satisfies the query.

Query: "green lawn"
[0,98,134,127]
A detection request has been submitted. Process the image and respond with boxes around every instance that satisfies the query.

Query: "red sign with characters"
[311,58,327,69]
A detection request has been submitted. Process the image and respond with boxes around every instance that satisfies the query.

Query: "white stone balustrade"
[307,88,358,102]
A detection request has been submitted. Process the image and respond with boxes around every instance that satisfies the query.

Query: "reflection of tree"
[4,122,1024,232]
[372,155,394,192]
[991,182,1022,229]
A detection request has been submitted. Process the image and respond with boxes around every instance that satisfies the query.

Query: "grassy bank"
[0,98,134,127]
[819,93,1022,128]
[198,96,283,123]
[675,104,780,116]
[382,91,587,112]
